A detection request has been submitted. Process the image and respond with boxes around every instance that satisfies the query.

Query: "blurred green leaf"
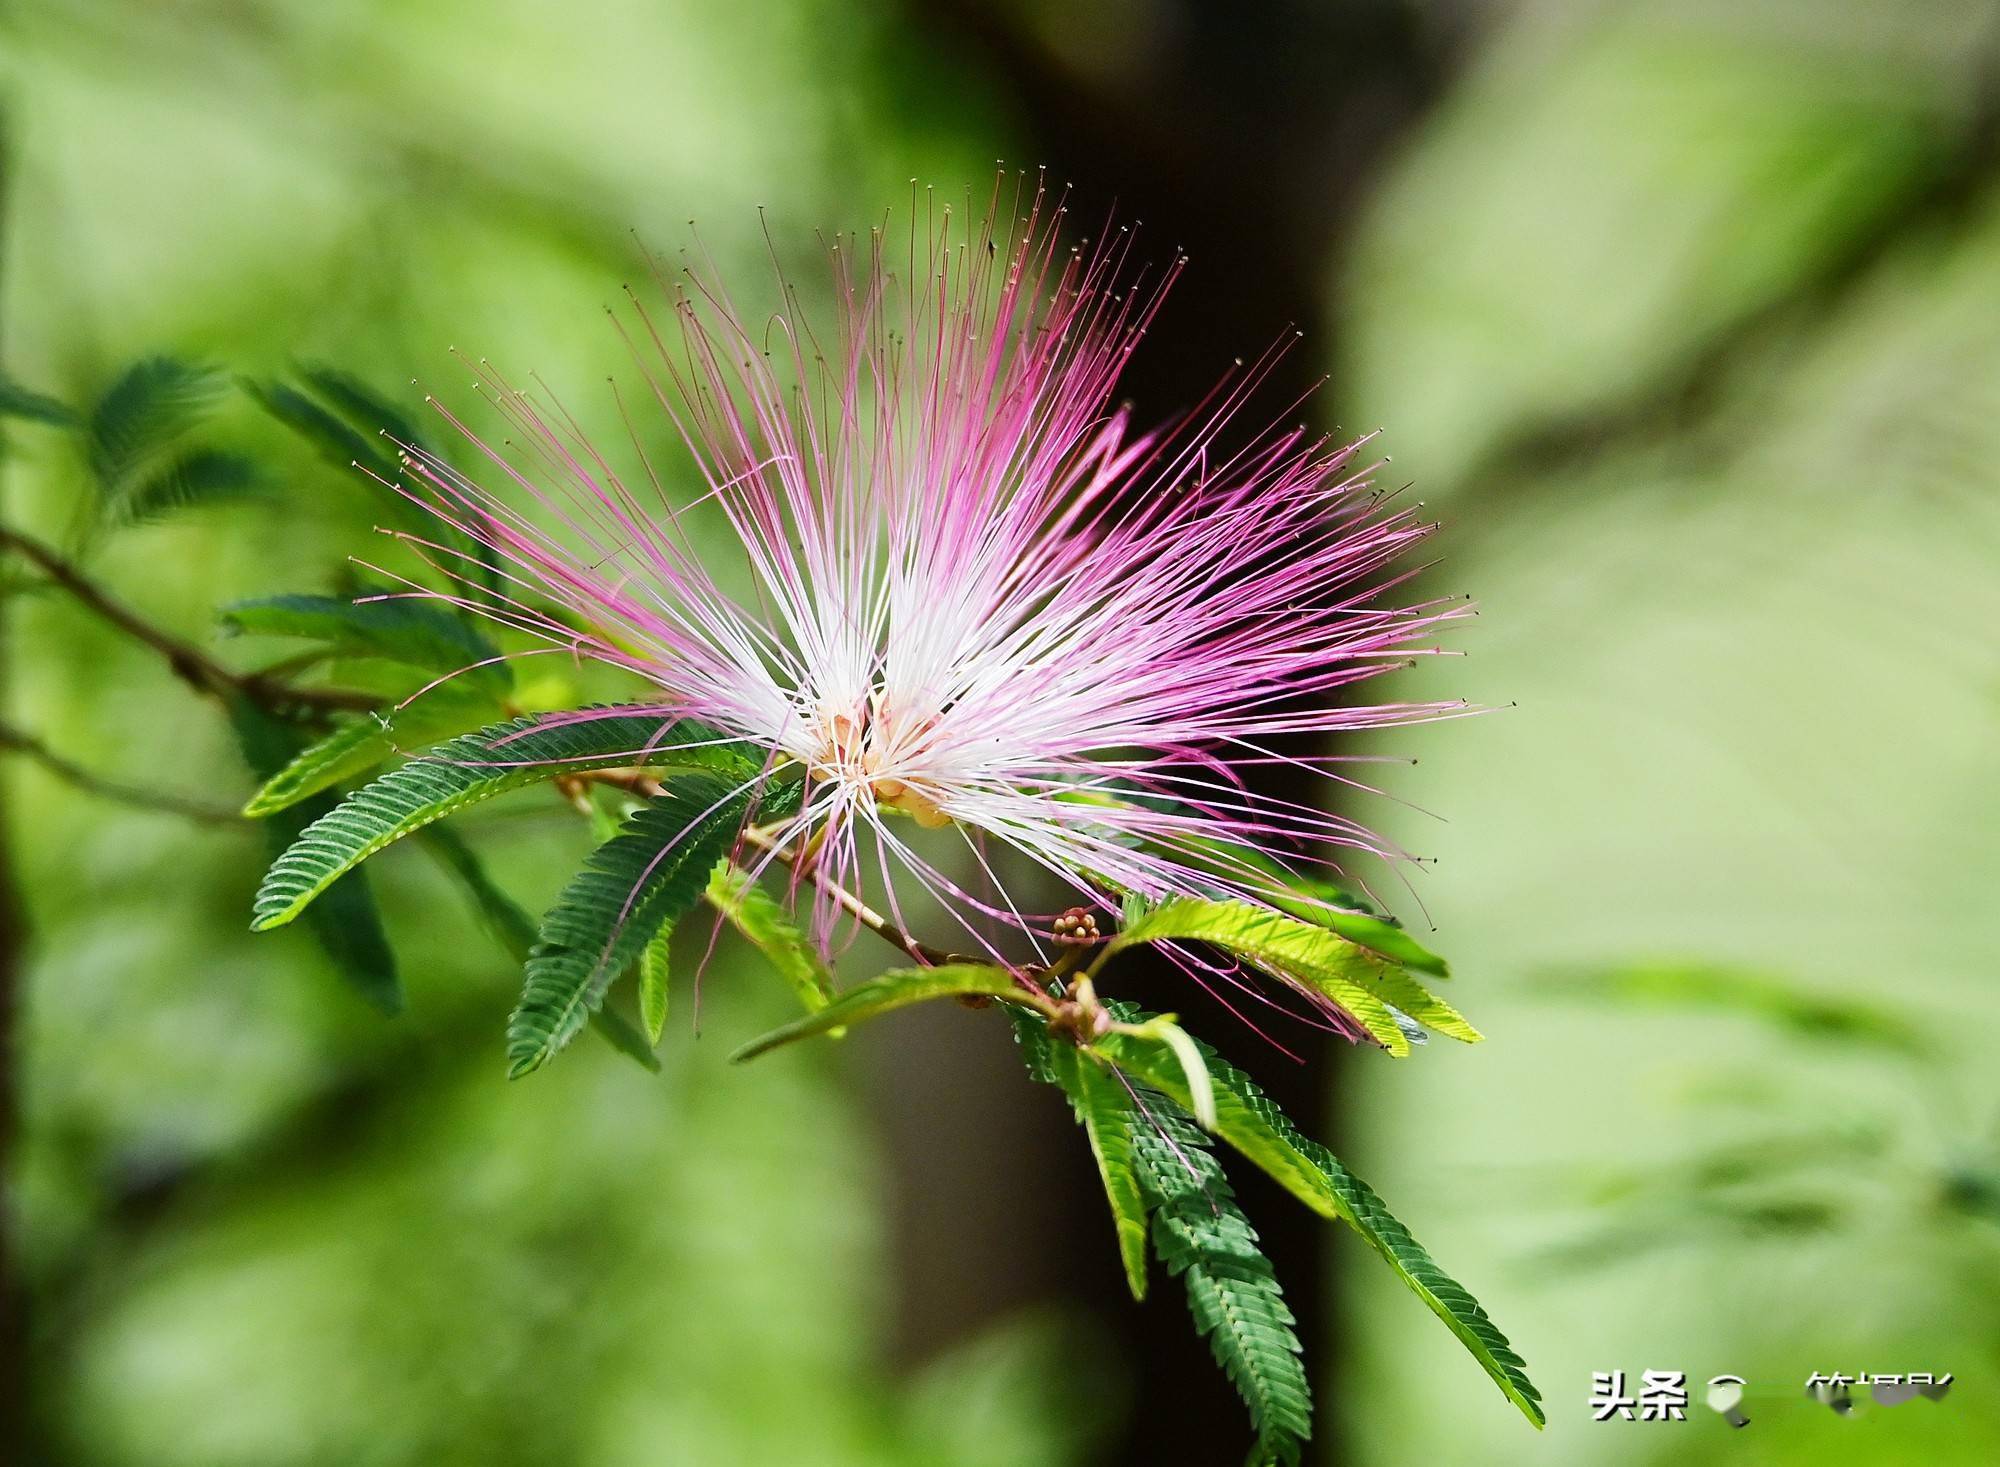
[0,372,79,427]
[88,357,223,495]
[251,710,751,931]
[248,369,504,592]
[1541,960,1928,1052]
[105,448,267,525]
[219,593,509,690]
[299,364,429,452]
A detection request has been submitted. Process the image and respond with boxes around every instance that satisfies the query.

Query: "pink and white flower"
[377,176,1468,1014]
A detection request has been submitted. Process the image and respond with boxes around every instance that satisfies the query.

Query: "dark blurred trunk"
[0,108,46,1464]
[875,5,1457,1462]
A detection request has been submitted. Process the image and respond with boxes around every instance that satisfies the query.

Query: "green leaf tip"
[1109,898,1481,1056]
[729,963,1023,1063]
[1096,1018,1543,1427]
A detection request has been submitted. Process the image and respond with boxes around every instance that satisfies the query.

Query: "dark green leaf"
[300,364,428,451]
[104,448,266,525]
[229,697,400,1014]
[251,709,755,932]
[1047,1043,1151,1300]
[507,775,785,1077]
[219,593,509,689]
[1096,1021,1543,1426]
[242,377,399,483]
[1130,1088,1311,1465]
[420,824,658,1071]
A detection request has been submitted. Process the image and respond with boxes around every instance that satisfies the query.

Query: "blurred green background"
[3,1,1998,1463]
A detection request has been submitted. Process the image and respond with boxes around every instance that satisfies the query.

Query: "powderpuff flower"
[377,176,1468,1018]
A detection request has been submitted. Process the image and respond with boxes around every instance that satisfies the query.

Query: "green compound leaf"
[220,593,510,691]
[706,860,838,1015]
[417,824,538,958]
[1046,1044,1151,1301]
[1096,1021,1544,1427]
[251,709,754,932]
[228,698,401,1014]
[1131,1090,1311,1465]
[1061,789,1449,977]
[246,368,505,592]
[1107,899,1479,1056]
[420,824,658,1072]
[1011,1009,1307,1461]
[299,364,428,451]
[245,376,389,473]
[506,775,786,1077]
[730,963,1024,1063]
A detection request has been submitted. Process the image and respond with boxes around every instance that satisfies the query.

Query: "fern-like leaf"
[1011,1009,1307,1460]
[506,775,787,1077]
[104,448,266,525]
[1096,1020,1543,1426]
[228,698,400,1014]
[1131,1095,1311,1465]
[1108,899,1479,1055]
[638,922,674,1044]
[420,824,659,1071]
[252,709,753,931]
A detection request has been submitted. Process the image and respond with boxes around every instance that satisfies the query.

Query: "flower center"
[808,694,951,828]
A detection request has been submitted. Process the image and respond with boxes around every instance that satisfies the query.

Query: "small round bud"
[1051,907,1100,945]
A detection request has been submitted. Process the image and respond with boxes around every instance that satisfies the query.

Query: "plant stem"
[736,823,973,970]
[0,523,376,714]
[0,719,242,826]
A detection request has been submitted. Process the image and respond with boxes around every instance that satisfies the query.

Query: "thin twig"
[737,823,974,970]
[0,719,243,826]
[0,523,376,713]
